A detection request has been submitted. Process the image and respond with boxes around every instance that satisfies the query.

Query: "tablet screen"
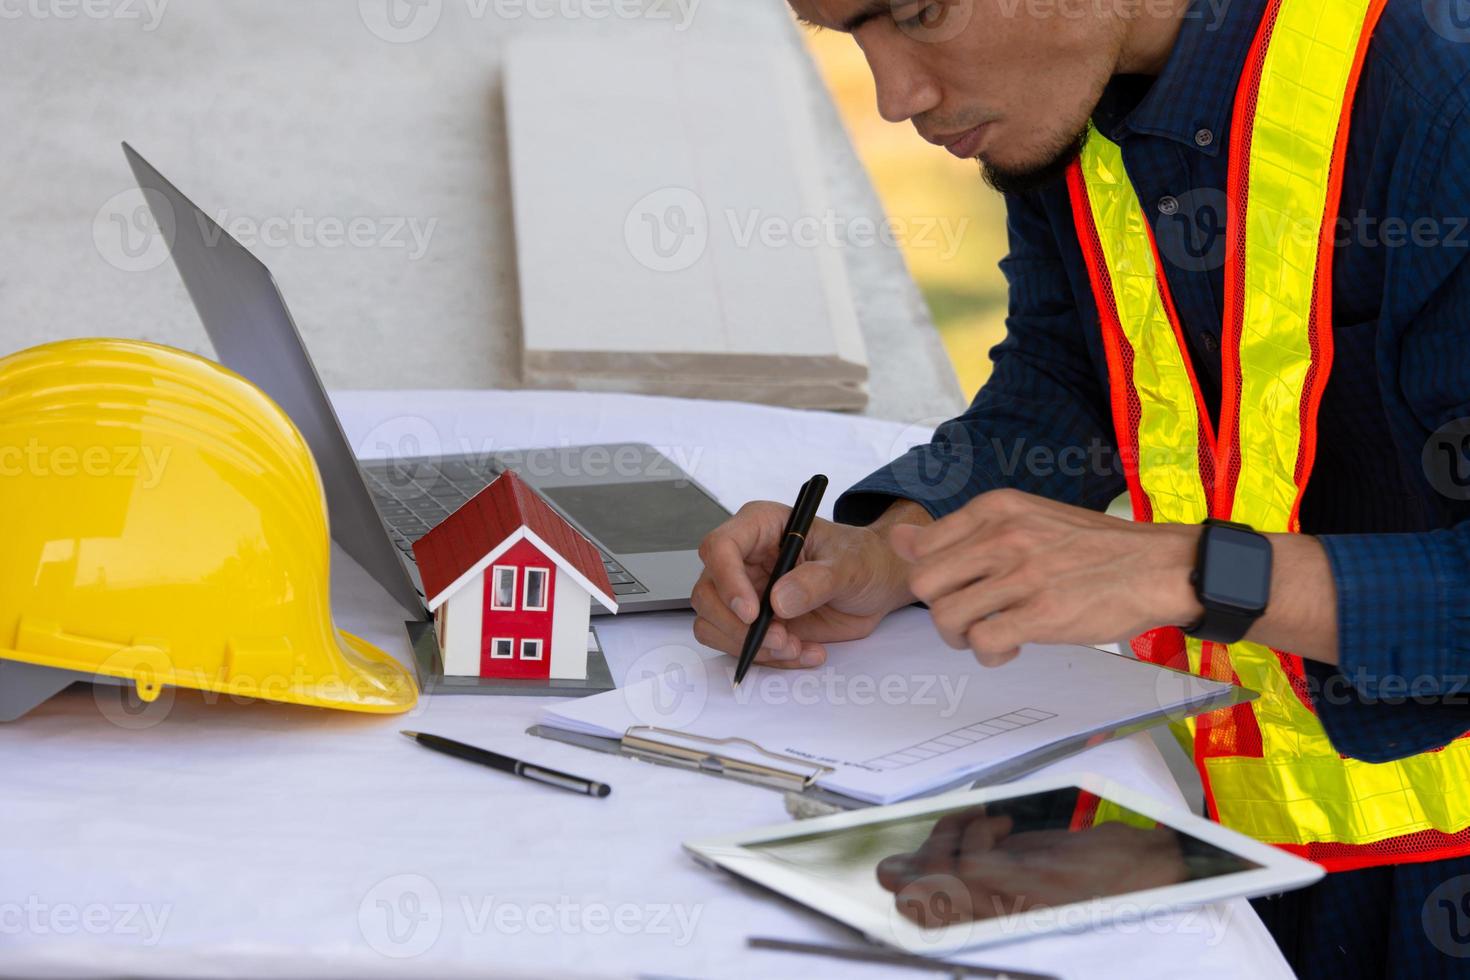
[747,786,1260,930]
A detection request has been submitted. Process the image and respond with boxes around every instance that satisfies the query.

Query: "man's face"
[792,0,1123,191]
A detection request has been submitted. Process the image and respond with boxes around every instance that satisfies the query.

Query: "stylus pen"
[733,474,828,687]
[401,731,611,798]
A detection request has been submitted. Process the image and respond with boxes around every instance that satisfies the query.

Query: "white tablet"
[684,773,1323,957]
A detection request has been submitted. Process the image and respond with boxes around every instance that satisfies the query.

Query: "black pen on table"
[401,731,611,798]
[733,474,828,688]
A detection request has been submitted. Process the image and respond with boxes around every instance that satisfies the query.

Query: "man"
[691,0,1470,975]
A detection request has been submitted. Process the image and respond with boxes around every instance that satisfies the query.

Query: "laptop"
[122,143,732,619]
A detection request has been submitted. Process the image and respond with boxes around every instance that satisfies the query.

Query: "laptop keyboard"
[361,454,649,597]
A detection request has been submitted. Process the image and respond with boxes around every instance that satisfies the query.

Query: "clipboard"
[526,677,1254,811]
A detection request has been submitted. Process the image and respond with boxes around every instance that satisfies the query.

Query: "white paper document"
[539,608,1241,805]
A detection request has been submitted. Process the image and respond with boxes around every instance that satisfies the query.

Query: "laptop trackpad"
[538,480,731,556]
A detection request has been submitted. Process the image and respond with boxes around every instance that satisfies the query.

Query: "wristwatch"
[1183,519,1273,644]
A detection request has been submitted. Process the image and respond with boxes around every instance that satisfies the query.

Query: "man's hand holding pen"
[691,497,926,670]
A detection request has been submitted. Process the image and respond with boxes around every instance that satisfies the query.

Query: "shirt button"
[1201,331,1220,353]
[1158,196,1180,216]
[1195,128,1215,147]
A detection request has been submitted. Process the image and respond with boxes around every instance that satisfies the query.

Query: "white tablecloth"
[0,390,1290,979]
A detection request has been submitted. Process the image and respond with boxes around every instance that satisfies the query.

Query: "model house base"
[404,619,616,698]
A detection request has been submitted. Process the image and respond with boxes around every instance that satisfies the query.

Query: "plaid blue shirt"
[835,0,1470,762]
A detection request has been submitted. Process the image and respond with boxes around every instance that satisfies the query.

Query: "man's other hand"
[891,489,1202,668]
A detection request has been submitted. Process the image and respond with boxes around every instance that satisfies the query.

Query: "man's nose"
[859,37,943,124]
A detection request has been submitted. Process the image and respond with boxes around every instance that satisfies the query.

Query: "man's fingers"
[876,853,920,892]
[699,534,762,623]
[912,814,968,873]
[955,815,1015,876]
[768,559,841,620]
[690,576,799,660]
[965,612,1028,668]
[927,576,1029,649]
[691,616,810,668]
[697,503,790,622]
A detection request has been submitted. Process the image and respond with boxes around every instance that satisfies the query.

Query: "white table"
[0,391,1290,979]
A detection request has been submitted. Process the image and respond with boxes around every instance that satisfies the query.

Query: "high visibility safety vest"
[1066,0,1470,872]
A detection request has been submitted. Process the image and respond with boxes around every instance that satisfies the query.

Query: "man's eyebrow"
[795,0,901,34]
[840,0,900,33]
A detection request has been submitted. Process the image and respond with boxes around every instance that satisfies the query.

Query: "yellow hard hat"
[0,338,418,719]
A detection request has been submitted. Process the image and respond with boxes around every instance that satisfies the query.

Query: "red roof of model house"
[411,469,618,613]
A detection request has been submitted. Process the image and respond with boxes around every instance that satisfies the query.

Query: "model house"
[412,470,618,681]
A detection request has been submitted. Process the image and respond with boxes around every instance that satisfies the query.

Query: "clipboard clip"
[622,726,835,791]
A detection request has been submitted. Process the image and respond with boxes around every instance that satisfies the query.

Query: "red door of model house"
[479,537,557,679]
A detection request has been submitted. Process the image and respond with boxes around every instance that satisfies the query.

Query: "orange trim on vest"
[1280,827,1470,874]
[1066,164,1153,524]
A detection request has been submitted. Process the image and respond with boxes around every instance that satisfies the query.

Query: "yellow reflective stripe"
[1229,0,1376,533]
[1092,798,1161,833]
[1209,735,1470,845]
[1077,133,1210,526]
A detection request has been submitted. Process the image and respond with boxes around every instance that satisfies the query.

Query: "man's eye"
[897,1,944,29]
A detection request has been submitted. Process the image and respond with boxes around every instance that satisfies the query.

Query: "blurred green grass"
[805,30,1010,401]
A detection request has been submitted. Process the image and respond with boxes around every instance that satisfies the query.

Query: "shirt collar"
[1090,0,1268,157]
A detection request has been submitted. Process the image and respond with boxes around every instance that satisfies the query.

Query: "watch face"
[1199,527,1272,611]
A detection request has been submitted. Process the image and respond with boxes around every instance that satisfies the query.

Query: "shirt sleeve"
[1309,225,1470,761]
[834,190,1125,526]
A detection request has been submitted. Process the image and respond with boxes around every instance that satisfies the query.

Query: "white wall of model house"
[438,575,484,677]
[437,564,591,679]
[548,567,590,679]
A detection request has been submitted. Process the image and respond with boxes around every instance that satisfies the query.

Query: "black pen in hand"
[733,474,828,687]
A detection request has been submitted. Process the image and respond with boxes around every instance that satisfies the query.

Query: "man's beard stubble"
[980,126,1091,195]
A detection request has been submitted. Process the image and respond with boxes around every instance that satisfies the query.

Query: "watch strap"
[1183,600,1258,645]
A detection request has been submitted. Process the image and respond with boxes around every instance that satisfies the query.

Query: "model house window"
[491,566,517,610]
[520,638,544,661]
[523,568,549,611]
[491,637,514,659]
